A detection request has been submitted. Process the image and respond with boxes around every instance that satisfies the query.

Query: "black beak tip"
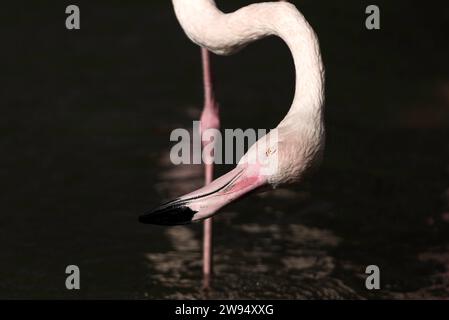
[139,204,198,226]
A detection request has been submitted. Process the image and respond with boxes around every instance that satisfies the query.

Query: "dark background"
[0,0,448,298]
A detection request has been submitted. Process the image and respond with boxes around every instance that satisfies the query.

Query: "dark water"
[1,0,449,299]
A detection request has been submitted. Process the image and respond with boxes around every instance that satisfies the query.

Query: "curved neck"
[172,0,325,126]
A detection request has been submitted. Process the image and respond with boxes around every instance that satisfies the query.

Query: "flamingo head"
[139,132,282,225]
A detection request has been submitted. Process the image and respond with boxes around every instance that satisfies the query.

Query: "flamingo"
[140,0,325,285]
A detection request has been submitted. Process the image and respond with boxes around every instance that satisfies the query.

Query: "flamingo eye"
[266,148,275,156]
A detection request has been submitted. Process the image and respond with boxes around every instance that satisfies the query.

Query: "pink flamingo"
[140,0,325,286]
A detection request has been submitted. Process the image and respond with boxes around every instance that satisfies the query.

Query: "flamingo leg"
[200,48,219,289]
[202,163,214,289]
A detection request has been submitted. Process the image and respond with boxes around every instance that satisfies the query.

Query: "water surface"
[1,0,448,299]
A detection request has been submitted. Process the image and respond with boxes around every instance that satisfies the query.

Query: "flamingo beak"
[139,165,266,225]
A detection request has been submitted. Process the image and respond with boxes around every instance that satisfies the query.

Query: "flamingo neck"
[172,0,325,127]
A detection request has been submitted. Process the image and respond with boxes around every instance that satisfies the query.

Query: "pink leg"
[200,48,219,289]
[202,164,213,289]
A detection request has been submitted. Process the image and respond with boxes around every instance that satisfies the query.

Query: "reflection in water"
[137,86,449,299]
[141,102,449,299]
[145,226,202,293]
[406,248,449,299]
[2,1,449,300]
[144,218,361,299]
[144,126,361,298]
